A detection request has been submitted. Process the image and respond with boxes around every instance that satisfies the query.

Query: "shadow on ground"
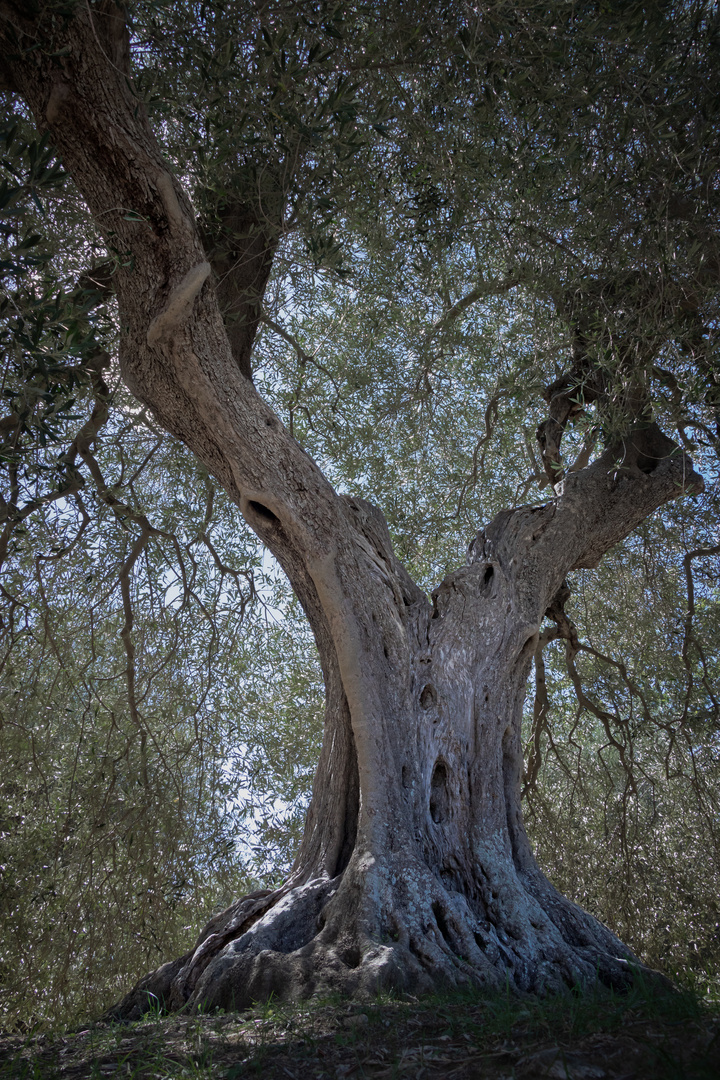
[1,981,718,1078]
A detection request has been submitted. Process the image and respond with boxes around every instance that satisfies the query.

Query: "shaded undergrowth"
[1,975,718,1079]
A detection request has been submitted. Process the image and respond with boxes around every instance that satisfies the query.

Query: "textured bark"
[0,4,702,1018]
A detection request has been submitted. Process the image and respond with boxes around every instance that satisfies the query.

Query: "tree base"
[107,847,667,1022]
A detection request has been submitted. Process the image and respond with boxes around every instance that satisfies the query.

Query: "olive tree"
[0,0,717,1015]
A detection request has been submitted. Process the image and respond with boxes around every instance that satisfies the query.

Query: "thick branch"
[0,4,344,567]
[470,429,703,633]
[0,7,445,880]
[205,198,282,381]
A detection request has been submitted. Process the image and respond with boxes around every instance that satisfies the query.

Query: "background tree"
[0,0,718,1025]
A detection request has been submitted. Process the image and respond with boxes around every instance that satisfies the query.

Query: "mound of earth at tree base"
[1,987,718,1079]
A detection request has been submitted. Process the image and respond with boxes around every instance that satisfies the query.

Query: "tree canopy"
[0,0,718,1027]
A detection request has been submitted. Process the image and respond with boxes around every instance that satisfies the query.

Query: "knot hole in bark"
[247,500,279,524]
[419,683,437,710]
[482,564,494,592]
[429,760,450,823]
[340,945,362,969]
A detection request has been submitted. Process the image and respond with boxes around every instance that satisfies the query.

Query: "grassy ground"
[0,978,718,1079]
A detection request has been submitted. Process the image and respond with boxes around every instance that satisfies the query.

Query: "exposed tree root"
[108,845,668,1022]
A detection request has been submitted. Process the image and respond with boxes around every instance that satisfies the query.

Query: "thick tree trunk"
[121,453,699,1017]
[1,3,702,1018]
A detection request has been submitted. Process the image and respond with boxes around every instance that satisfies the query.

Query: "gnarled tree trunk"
[130,455,695,1016]
[0,2,701,1018]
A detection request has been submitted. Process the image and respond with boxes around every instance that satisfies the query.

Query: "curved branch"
[430,273,521,333]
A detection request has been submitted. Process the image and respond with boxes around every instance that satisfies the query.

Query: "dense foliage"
[0,0,718,1027]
